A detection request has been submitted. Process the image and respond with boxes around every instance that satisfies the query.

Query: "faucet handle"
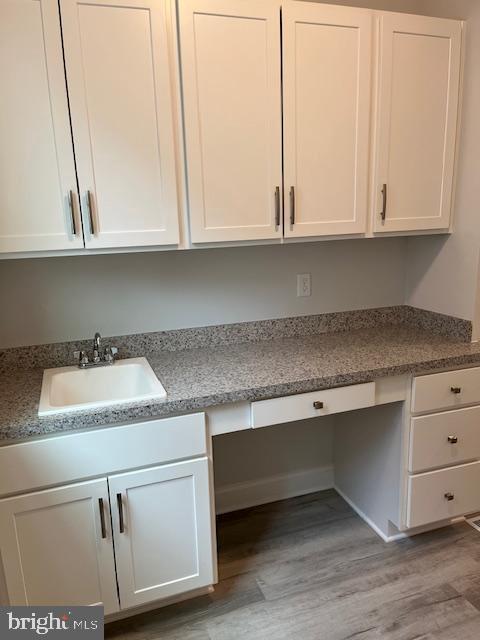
[74,350,89,366]
[104,345,118,363]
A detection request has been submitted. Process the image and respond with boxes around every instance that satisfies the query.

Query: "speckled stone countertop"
[2,323,480,444]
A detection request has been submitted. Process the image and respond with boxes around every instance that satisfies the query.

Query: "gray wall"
[0,238,406,348]
[213,418,333,489]
[406,0,480,328]
[0,238,406,500]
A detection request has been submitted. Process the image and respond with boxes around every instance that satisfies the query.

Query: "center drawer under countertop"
[251,382,375,428]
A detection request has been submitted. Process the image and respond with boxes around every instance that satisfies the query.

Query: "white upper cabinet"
[283,3,372,238]
[372,13,462,233]
[0,2,465,255]
[0,479,119,613]
[0,0,82,253]
[60,0,180,249]
[179,0,283,243]
[109,459,215,609]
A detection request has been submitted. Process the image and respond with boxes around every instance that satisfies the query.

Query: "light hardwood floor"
[105,490,480,639]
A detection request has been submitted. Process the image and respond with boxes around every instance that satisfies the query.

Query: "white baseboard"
[215,465,334,514]
[334,485,396,542]
[390,516,466,539]
[334,485,466,543]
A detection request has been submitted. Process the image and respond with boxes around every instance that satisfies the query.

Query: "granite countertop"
[3,323,480,444]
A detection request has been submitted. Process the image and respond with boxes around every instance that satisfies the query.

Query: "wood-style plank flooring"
[105,490,480,639]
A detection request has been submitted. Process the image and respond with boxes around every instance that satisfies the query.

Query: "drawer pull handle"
[450,386,462,394]
[444,492,455,501]
[313,401,324,410]
[447,435,458,444]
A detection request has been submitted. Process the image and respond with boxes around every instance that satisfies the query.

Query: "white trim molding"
[215,465,334,514]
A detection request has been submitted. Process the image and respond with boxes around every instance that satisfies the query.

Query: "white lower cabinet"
[109,459,215,609]
[0,456,215,612]
[0,479,119,613]
[406,371,480,531]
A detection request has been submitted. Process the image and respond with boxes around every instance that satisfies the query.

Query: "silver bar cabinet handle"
[87,190,96,235]
[117,492,125,534]
[444,492,455,501]
[274,186,280,229]
[380,183,387,222]
[98,498,107,539]
[68,190,78,236]
[289,186,295,226]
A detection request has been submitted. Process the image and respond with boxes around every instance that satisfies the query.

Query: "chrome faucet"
[74,332,118,368]
[92,332,102,363]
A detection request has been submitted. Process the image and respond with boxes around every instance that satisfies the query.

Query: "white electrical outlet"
[297,273,311,297]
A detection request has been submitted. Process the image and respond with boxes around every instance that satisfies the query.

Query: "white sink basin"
[38,357,166,416]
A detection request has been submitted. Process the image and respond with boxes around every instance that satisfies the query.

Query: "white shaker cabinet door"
[373,13,462,233]
[283,2,372,238]
[109,458,216,610]
[0,479,119,613]
[0,0,82,253]
[179,0,282,243]
[60,0,180,249]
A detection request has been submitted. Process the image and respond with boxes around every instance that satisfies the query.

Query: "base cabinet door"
[109,458,215,609]
[373,13,462,233]
[0,479,119,613]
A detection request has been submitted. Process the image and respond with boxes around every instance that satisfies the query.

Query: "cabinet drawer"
[412,367,480,414]
[0,413,207,497]
[406,461,480,529]
[251,382,375,428]
[409,406,480,473]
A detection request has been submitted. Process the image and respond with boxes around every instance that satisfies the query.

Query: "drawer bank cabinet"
[0,414,216,613]
[406,368,480,529]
